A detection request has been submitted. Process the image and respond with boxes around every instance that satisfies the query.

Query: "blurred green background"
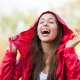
[0,0,80,64]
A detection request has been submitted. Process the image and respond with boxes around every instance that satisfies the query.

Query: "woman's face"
[37,13,58,43]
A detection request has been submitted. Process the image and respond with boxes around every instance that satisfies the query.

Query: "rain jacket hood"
[10,11,73,56]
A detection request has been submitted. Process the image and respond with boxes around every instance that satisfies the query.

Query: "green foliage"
[0,9,38,36]
[58,0,80,30]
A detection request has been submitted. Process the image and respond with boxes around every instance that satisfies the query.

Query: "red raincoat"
[0,11,80,80]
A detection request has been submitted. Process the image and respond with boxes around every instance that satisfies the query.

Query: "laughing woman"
[0,11,80,80]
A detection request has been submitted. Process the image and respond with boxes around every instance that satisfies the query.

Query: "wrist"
[66,39,80,48]
[74,38,80,44]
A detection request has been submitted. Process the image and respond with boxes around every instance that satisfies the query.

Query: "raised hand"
[9,34,18,52]
[66,28,80,48]
[9,34,18,40]
[75,28,80,42]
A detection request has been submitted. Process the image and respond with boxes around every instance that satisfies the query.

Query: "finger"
[71,33,75,36]
[9,35,18,40]
[71,34,78,39]
[9,36,13,40]
[9,37,14,40]
[71,33,77,37]
[12,36,16,40]
[75,28,80,35]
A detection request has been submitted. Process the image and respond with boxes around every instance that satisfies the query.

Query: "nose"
[43,21,48,26]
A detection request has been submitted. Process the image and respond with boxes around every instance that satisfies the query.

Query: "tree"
[58,0,80,30]
[0,9,38,38]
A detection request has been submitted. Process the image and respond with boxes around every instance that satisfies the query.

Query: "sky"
[0,0,73,15]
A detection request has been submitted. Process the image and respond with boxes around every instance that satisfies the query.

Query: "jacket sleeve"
[64,47,80,80]
[0,50,22,80]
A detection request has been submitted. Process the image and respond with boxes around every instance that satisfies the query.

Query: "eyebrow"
[40,18,54,21]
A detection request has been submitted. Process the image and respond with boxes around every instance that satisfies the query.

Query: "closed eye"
[49,22,54,24]
[39,22,44,24]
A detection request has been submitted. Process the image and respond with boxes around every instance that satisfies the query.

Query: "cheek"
[37,26,40,36]
[51,27,58,38]
[54,27,58,35]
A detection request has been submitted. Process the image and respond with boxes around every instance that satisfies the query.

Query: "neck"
[41,41,52,56]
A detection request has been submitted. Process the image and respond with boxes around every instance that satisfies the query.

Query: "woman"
[0,11,80,80]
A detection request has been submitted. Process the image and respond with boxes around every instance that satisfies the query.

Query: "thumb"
[9,42,17,52]
[71,33,77,37]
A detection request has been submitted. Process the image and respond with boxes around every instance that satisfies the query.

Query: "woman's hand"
[9,34,18,41]
[66,28,80,47]
[74,28,80,42]
[9,34,18,52]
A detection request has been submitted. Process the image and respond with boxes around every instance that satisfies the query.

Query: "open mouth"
[41,29,50,34]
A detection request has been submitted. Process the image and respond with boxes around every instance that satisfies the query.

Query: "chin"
[41,39,53,43]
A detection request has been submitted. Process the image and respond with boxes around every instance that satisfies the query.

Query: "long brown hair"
[30,12,63,80]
